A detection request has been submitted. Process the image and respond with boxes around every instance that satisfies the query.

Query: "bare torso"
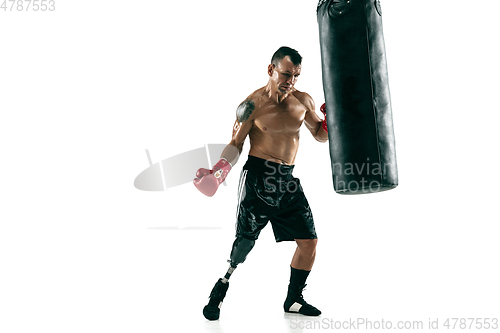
[221,58,327,167]
[245,87,310,165]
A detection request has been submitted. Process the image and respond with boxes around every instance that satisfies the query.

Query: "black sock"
[289,265,310,287]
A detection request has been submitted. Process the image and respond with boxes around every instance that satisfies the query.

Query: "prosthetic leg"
[203,237,255,320]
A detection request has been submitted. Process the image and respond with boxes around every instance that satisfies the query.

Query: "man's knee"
[229,237,255,267]
[296,238,317,255]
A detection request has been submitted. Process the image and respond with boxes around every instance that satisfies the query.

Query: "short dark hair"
[271,46,302,67]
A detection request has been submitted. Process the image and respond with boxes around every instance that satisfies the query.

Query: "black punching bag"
[317,0,398,194]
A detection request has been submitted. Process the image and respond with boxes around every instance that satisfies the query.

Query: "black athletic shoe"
[283,284,321,316]
[203,279,229,320]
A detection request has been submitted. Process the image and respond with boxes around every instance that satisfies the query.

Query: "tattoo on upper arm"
[236,99,255,122]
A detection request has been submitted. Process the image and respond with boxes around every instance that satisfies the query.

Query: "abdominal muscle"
[248,129,300,165]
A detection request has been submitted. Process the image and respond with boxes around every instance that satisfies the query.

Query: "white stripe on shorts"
[235,169,248,220]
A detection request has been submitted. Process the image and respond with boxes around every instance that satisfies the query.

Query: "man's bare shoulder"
[236,87,267,122]
[292,89,314,111]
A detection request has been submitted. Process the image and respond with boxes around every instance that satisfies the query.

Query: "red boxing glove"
[193,158,232,197]
[320,103,328,133]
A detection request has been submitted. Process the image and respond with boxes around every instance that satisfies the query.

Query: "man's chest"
[253,103,306,134]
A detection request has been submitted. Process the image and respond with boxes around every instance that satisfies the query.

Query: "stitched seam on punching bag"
[363,0,383,184]
[317,0,327,9]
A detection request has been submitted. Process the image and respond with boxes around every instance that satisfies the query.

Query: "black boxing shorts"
[235,155,317,242]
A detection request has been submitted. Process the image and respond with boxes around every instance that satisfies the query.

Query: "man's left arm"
[301,93,328,143]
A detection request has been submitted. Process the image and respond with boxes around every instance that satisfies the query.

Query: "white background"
[1,1,499,332]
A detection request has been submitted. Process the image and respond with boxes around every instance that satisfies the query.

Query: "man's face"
[269,56,301,94]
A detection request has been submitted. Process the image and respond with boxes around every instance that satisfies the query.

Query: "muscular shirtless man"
[193,46,328,320]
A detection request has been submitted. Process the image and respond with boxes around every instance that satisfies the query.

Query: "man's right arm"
[220,98,256,165]
[193,98,255,197]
